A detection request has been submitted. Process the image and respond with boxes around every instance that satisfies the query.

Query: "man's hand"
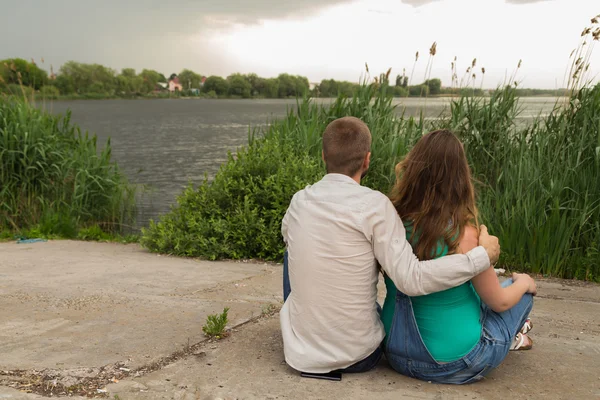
[479,225,500,265]
[512,273,537,296]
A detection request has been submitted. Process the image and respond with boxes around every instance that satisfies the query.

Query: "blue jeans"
[385,279,533,384]
[282,250,382,373]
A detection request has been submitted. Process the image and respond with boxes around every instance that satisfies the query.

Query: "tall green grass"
[142,78,599,280]
[0,98,136,237]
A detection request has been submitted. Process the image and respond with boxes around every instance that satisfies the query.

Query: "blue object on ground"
[16,238,48,244]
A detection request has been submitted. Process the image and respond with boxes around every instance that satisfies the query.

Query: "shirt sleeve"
[282,208,290,245]
[282,193,296,245]
[362,193,490,296]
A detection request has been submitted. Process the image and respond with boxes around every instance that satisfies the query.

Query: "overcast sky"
[1,0,599,88]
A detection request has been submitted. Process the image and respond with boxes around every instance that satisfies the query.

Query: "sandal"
[520,318,533,335]
[510,333,533,351]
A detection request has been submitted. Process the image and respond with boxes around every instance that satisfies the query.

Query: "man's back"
[280,173,385,373]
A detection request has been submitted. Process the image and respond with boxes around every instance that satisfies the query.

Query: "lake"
[46,97,561,228]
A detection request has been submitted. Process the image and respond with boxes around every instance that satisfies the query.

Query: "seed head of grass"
[365,62,369,73]
[471,58,477,67]
[582,27,592,36]
[415,51,419,61]
[517,59,522,69]
[429,42,437,56]
[481,67,486,74]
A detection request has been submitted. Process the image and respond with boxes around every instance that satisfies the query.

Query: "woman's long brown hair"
[389,130,478,260]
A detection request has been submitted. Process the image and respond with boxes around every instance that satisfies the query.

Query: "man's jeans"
[384,279,533,384]
[282,251,382,373]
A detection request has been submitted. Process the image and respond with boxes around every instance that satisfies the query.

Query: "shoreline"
[11,94,570,102]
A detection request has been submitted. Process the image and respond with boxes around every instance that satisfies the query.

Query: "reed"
[0,98,136,237]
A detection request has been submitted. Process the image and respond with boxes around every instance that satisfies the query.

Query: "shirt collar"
[321,173,359,185]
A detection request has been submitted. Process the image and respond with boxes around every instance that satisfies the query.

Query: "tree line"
[0,59,311,99]
[1,58,568,99]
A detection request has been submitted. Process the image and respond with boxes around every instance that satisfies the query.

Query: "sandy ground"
[0,241,599,399]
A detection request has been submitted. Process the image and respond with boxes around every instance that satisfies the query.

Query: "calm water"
[46,97,560,227]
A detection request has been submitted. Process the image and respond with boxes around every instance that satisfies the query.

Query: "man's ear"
[364,152,371,169]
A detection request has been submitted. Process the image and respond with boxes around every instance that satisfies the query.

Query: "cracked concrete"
[0,241,281,371]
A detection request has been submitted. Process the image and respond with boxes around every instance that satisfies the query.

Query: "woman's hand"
[512,273,537,296]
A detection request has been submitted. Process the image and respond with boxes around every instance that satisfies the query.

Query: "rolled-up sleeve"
[362,193,489,296]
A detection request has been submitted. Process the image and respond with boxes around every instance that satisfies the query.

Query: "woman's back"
[381,224,482,362]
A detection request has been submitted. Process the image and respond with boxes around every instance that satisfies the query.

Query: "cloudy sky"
[1,0,599,88]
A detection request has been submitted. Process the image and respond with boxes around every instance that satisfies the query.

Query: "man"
[280,116,500,374]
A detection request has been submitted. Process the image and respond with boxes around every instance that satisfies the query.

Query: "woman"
[381,129,536,384]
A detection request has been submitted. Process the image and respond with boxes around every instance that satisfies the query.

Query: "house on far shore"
[155,82,168,92]
[168,77,183,92]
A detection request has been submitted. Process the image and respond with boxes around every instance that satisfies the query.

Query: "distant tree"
[393,86,409,97]
[120,68,137,78]
[277,74,309,97]
[117,68,143,94]
[277,73,295,97]
[246,73,269,96]
[139,69,164,93]
[395,74,402,87]
[409,84,429,97]
[169,73,177,81]
[203,76,229,96]
[425,78,442,95]
[0,58,48,90]
[178,69,203,89]
[263,78,279,98]
[57,61,117,95]
[317,79,356,97]
[295,75,309,96]
[40,85,60,98]
[227,73,252,98]
[403,76,408,88]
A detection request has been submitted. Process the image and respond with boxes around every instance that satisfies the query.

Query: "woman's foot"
[510,332,533,351]
[520,318,533,335]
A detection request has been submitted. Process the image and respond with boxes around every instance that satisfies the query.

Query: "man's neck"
[350,173,362,184]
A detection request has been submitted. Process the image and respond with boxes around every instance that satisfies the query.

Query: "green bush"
[142,80,600,280]
[0,99,136,236]
[40,85,60,98]
[2,83,34,98]
[141,138,323,260]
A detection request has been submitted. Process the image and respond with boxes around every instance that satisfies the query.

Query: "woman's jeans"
[385,279,533,384]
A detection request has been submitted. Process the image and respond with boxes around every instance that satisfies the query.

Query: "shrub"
[2,83,34,98]
[40,85,60,98]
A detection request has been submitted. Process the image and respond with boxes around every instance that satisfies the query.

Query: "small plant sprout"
[202,307,230,339]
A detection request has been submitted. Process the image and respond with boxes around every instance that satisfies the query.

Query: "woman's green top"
[381,223,482,362]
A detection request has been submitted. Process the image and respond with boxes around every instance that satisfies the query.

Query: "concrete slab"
[102,280,600,400]
[0,241,282,370]
[0,241,599,399]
